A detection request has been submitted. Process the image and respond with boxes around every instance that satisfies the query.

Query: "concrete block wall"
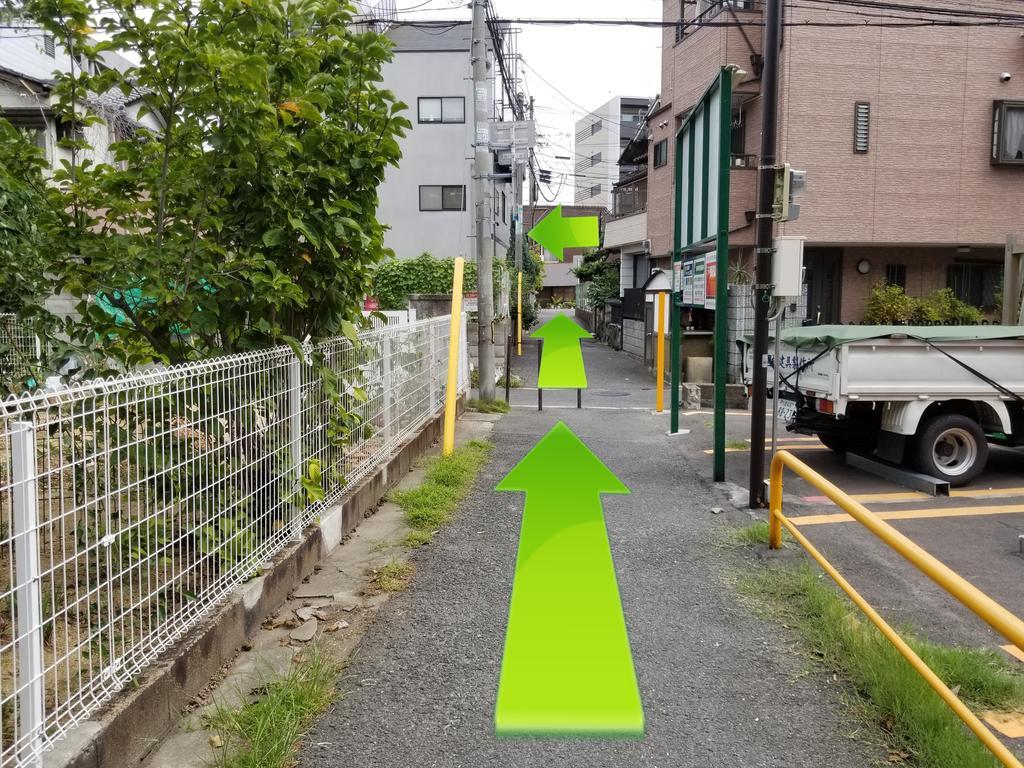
[622,318,646,359]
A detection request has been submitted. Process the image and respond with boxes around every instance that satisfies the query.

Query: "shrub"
[911,288,984,325]
[864,284,985,326]
[863,283,916,324]
[371,253,478,310]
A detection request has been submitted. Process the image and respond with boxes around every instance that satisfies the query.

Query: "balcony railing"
[675,0,760,43]
[612,177,648,219]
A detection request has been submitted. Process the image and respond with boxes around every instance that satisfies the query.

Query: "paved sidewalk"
[300,316,877,767]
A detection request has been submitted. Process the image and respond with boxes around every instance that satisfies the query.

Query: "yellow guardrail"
[768,450,1024,768]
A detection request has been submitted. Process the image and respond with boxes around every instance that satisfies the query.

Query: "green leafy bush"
[911,288,984,325]
[371,253,479,310]
[864,284,985,326]
[572,250,619,310]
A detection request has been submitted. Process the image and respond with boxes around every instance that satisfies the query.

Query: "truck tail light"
[817,398,834,415]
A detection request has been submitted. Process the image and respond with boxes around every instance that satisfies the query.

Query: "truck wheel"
[914,414,988,486]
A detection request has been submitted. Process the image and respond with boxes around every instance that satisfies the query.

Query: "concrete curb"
[54,399,463,768]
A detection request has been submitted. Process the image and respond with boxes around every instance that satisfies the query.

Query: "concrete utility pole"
[472,0,496,400]
[748,0,783,508]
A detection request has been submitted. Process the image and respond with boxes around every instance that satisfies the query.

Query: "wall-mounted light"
[857,259,872,275]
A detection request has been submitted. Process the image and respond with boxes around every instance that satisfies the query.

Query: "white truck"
[743,326,1024,486]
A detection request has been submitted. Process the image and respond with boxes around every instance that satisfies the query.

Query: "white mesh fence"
[0,317,40,393]
[0,314,467,766]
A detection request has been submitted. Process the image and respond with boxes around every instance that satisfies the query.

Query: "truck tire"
[914,413,988,486]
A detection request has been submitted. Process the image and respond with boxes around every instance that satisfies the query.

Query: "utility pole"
[472,0,496,400]
[748,0,782,508]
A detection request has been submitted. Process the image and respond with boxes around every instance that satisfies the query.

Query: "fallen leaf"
[325,620,350,633]
[209,734,223,749]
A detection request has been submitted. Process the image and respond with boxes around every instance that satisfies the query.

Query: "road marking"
[706,445,830,454]
[982,711,1024,739]
[802,486,1024,506]
[749,436,820,443]
[1001,644,1024,664]
[788,503,1024,527]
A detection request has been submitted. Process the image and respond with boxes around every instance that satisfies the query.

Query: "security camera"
[1001,72,1013,82]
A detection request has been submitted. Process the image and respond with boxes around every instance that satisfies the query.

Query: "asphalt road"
[299,319,880,768]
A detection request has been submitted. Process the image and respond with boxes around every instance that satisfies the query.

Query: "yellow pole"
[769,450,1024,651]
[442,257,465,456]
[655,292,666,413]
[517,271,523,356]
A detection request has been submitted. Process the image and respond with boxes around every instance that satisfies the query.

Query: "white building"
[377,24,512,261]
[573,96,650,209]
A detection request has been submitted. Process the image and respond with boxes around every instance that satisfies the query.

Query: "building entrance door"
[804,249,842,324]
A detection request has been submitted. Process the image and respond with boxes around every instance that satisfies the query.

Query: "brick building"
[648,0,1024,324]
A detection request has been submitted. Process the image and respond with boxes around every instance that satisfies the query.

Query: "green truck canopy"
[779,325,1024,349]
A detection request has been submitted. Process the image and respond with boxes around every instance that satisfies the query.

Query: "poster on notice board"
[693,256,706,307]
[704,252,717,311]
[683,260,695,306]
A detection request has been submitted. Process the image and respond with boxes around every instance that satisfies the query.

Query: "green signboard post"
[670,66,735,482]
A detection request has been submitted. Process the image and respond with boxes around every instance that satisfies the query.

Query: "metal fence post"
[429,322,439,413]
[382,334,394,445]
[288,355,303,541]
[12,421,44,768]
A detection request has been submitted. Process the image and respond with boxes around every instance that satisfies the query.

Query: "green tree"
[0,0,410,377]
[572,250,618,310]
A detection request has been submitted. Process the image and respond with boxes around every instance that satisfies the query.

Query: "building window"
[56,117,84,143]
[501,192,507,223]
[4,111,48,157]
[419,185,466,211]
[418,97,466,124]
[591,120,601,136]
[854,102,870,153]
[43,34,55,57]
[590,184,602,198]
[653,139,669,168]
[675,0,685,43]
[590,152,602,167]
[992,100,1024,165]
[885,263,906,289]
[948,262,1001,310]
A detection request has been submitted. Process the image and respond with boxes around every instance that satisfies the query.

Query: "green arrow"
[532,314,591,389]
[527,204,600,261]
[495,422,643,739]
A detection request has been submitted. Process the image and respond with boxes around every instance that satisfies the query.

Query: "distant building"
[0,24,156,173]
[573,96,650,209]
[377,24,512,261]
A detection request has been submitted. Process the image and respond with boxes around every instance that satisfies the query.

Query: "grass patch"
[391,440,493,532]
[369,560,413,593]
[205,646,338,768]
[402,529,436,548]
[720,520,789,548]
[726,439,749,451]
[738,563,1024,768]
[468,398,510,414]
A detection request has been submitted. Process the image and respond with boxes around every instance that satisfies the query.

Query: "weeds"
[369,561,413,593]
[402,529,435,548]
[720,520,788,548]
[391,441,493,536]
[738,563,1024,768]
[725,439,748,451]
[204,646,338,768]
[468,398,510,414]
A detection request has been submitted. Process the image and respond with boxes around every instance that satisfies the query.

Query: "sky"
[397,0,663,203]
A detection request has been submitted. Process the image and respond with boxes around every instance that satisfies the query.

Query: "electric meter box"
[773,235,805,299]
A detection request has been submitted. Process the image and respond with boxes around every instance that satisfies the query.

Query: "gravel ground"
[299,319,880,768]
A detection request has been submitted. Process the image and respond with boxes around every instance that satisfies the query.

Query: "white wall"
[377,46,511,261]
[574,96,621,209]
